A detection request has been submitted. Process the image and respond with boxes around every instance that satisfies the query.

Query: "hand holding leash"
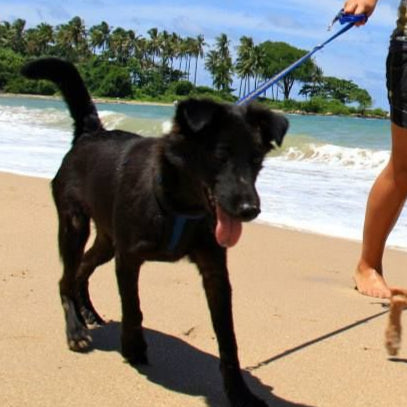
[343,0,379,25]
[328,9,367,31]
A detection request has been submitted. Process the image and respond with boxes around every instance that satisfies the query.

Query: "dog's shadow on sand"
[91,322,312,407]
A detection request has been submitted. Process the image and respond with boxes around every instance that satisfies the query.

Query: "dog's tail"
[21,58,103,143]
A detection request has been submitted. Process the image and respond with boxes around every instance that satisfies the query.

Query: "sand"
[1,171,407,407]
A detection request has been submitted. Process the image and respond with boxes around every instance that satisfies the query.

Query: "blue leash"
[236,10,367,106]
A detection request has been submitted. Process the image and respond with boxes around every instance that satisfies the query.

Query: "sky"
[0,0,402,109]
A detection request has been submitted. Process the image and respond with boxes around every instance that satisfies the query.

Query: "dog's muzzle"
[237,202,260,222]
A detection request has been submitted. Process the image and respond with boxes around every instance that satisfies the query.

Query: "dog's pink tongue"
[215,205,242,247]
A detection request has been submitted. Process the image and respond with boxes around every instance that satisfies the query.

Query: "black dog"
[22,58,288,406]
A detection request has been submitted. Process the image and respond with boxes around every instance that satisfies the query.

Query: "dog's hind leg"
[57,207,92,352]
[191,244,267,407]
[115,253,148,365]
[76,232,115,327]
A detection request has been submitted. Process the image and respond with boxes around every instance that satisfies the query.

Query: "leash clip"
[328,9,367,31]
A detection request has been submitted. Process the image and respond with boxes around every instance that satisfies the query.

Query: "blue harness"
[154,176,206,252]
[167,213,205,252]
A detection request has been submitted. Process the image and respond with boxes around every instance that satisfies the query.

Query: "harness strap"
[154,174,206,252]
[167,213,205,252]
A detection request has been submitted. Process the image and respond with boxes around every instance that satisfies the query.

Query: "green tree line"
[0,17,387,117]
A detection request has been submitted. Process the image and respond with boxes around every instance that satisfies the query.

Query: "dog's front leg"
[193,246,267,407]
[115,252,148,365]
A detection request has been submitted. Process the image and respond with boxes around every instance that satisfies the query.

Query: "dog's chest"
[132,211,209,262]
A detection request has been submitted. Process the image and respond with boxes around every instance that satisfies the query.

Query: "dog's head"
[171,98,288,247]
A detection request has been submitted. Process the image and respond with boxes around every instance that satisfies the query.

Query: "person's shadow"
[91,322,313,407]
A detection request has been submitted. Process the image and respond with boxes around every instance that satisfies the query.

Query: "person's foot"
[353,267,391,298]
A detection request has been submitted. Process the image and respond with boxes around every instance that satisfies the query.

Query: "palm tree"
[205,49,219,86]
[89,28,102,54]
[205,34,233,92]
[36,23,54,54]
[87,21,110,54]
[178,36,188,73]
[24,23,54,56]
[135,36,149,68]
[216,33,233,91]
[235,36,255,97]
[99,21,110,52]
[167,32,181,71]
[10,18,26,53]
[184,37,195,80]
[0,21,11,48]
[108,27,132,64]
[55,16,88,60]
[252,45,265,89]
[24,28,38,55]
[55,23,71,57]
[192,34,205,86]
[169,32,181,71]
[216,33,230,59]
[147,27,160,65]
[126,29,137,59]
[67,16,87,50]
[159,30,171,68]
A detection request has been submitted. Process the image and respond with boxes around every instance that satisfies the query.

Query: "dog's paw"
[67,325,92,352]
[121,326,148,365]
[62,296,92,352]
[123,352,149,366]
[122,341,149,365]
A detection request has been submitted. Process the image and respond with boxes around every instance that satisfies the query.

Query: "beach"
[2,171,407,407]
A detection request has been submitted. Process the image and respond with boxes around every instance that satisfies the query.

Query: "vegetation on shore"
[0,17,388,118]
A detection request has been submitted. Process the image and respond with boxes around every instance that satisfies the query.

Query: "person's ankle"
[356,261,382,276]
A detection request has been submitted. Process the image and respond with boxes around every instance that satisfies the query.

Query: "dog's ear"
[246,104,289,149]
[174,99,218,134]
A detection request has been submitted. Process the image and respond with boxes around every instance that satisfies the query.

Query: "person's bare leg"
[354,123,407,298]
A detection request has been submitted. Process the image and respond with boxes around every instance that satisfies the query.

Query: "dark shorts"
[387,38,407,128]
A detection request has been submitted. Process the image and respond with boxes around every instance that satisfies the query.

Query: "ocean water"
[1,95,406,249]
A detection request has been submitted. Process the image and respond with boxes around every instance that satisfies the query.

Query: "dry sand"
[2,171,407,407]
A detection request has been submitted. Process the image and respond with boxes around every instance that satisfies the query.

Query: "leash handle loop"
[328,9,367,30]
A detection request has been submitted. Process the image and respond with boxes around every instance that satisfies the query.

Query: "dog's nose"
[238,203,260,221]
